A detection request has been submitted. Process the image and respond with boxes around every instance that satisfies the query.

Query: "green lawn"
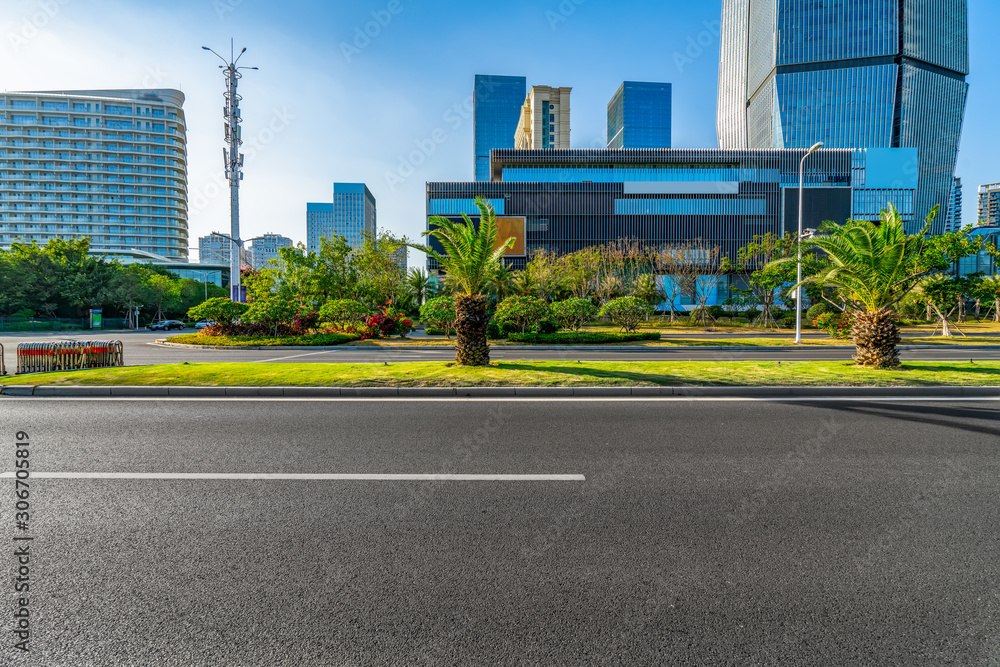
[3,361,999,388]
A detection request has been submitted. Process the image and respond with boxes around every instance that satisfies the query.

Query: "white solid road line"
[0,472,586,481]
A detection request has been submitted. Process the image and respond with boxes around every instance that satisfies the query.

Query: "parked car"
[147,320,186,331]
[194,320,217,330]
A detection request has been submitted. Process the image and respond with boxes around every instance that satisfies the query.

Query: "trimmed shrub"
[550,298,598,332]
[599,296,652,333]
[486,320,507,340]
[535,319,559,334]
[494,296,550,334]
[419,296,456,338]
[187,297,249,330]
[245,298,298,336]
[507,331,661,344]
[806,303,828,320]
[814,311,854,339]
[362,303,414,339]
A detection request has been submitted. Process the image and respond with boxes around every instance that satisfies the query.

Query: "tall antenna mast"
[202,40,258,302]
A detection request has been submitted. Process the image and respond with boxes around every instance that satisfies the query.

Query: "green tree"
[977,275,1000,323]
[318,299,369,332]
[409,198,514,366]
[494,296,550,334]
[187,297,249,329]
[354,231,409,307]
[419,296,457,339]
[406,268,433,309]
[726,232,798,328]
[145,273,180,322]
[600,296,652,333]
[245,298,298,336]
[631,274,663,312]
[550,298,598,332]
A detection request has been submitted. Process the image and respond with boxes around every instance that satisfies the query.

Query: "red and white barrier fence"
[16,340,124,375]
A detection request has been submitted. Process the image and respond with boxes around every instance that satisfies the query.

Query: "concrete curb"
[3,385,999,399]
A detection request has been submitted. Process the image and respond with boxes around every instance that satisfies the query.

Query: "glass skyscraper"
[306,182,376,252]
[718,0,969,233]
[607,82,672,149]
[473,75,526,182]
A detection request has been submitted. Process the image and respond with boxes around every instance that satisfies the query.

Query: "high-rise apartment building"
[248,233,293,269]
[473,75,526,182]
[0,89,189,256]
[306,183,376,252]
[198,231,250,267]
[717,0,969,233]
[944,177,963,233]
[514,86,571,151]
[607,82,672,149]
[979,183,1000,226]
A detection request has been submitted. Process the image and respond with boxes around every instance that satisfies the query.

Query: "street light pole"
[796,142,824,344]
[203,41,257,303]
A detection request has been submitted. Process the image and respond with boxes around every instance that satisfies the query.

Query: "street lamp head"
[201,46,211,50]
[807,141,824,156]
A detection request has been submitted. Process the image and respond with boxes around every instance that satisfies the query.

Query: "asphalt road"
[2,330,1000,366]
[1,398,998,665]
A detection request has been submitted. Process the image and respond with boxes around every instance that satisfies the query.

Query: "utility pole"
[203,40,257,302]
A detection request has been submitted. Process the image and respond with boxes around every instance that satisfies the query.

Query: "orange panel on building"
[495,217,526,256]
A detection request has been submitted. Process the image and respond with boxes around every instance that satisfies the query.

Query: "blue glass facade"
[718,0,969,234]
[306,183,376,252]
[607,82,672,150]
[473,75,526,182]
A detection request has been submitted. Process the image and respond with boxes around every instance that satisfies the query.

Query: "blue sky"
[2,0,997,265]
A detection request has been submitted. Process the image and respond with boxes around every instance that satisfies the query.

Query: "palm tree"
[409,198,514,366]
[406,268,432,308]
[779,204,939,368]
[487,264,516,303]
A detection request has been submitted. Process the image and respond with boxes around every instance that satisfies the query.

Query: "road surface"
[1,397,998,665]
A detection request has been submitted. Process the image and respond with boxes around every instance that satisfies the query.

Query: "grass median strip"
[2,361,999,388]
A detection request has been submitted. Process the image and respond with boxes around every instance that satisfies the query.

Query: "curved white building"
[0,89,188,258]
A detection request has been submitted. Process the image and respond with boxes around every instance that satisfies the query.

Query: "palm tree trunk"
[995,298,1000,323]
[852,308,901,368]
[455,295,490,366]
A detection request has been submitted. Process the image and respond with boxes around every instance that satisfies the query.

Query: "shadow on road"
[797,401,1000,439]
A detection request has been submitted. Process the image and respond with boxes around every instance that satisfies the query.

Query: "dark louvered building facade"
[426,149,918,301]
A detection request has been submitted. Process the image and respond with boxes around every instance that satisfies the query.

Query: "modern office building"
[426,148,918,305]
[248,232,293,269]
[717,0,969,233]
[944,177,963,233]
[514,86,572,151]
[391,245,408,273]
[607,82,672,149]
[306,183,376,252]
[0,89,189,257]
[957,226,1000,277]
[979,183,1000,226]
[198,231,251,268]
[473,75,526,182]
